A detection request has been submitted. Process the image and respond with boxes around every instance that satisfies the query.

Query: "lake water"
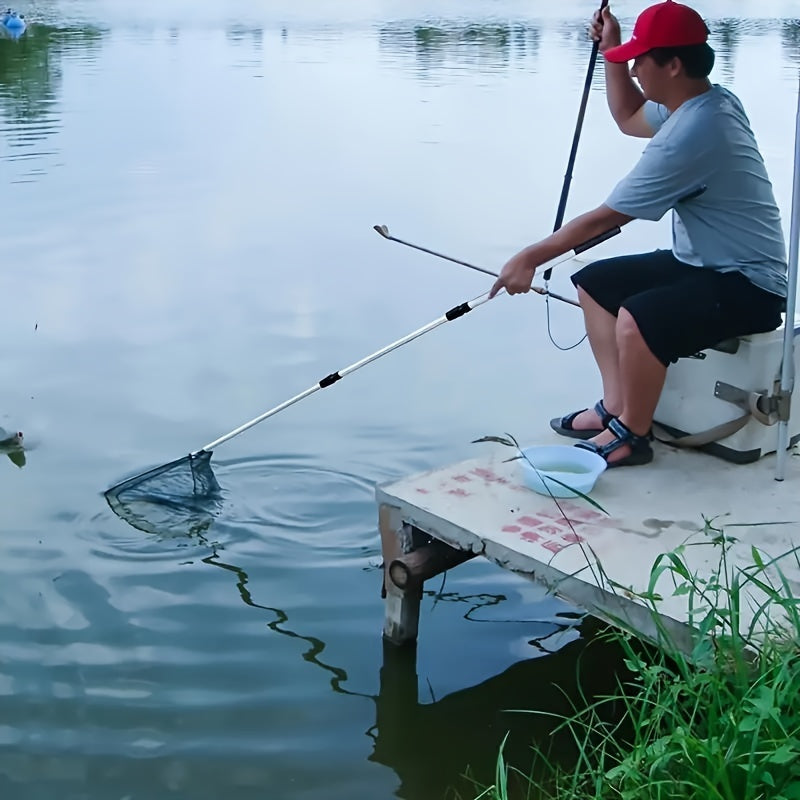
[1,2,798,798]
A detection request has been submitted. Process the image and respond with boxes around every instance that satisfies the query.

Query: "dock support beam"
[388,539,477,590]
[378,503,477,645]
[379,504,420,645]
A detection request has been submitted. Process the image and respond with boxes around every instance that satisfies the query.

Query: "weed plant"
[474,518,800,800]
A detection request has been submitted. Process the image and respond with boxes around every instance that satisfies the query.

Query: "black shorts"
[571,250,785,366]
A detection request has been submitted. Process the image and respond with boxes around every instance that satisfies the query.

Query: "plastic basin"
[519,445,606,498]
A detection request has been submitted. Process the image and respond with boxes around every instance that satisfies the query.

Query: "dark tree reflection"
[0,23,105,148]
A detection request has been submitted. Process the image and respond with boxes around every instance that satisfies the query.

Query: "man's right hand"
[590,5,621,54]
[489,246,541,299]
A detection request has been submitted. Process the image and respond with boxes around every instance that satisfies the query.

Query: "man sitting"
[489,0,787,467]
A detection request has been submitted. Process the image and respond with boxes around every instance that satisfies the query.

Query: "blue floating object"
[1,9,27,37]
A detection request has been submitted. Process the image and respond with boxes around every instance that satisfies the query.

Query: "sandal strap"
[575,417,654,467]
[562,400,614,429]
[559,407,588,428]
[593,399,616,428]
[574,440,601,455]
[603,417,651,457]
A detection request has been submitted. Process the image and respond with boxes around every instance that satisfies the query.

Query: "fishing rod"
[373,224,585,308]
[375,3,609,329]
[543,0,609,284]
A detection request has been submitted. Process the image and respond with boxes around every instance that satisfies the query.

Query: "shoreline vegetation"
[472,520,800,800]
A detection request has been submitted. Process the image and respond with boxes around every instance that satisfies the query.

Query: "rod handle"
[573,225,621,255]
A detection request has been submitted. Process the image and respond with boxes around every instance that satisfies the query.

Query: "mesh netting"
[105,450,223,535]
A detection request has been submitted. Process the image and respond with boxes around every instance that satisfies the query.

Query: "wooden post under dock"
[376,439,800,650]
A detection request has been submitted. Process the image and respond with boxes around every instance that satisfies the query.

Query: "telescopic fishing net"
[104,450,222,535]
[103,285,497,535]
[104,232,609,534]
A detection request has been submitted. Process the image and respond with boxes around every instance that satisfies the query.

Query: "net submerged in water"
[104,451,223,535]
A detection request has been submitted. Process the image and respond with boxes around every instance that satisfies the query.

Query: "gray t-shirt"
[606,85,787,298]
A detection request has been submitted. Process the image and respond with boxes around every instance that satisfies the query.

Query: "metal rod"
[543,0,609,282]
[373,223,607,308]
[775,72,800,481]
[373,224,497,277]
[199,290,490,452]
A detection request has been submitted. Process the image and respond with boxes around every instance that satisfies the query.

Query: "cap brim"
[603,39,651,63]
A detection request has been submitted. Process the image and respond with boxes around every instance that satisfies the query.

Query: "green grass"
[474,520,800,800]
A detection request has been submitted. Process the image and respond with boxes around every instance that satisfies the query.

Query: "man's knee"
[577,285,616,319]
[576,285,593,306]
[616,308,646,345]
[617,308,642,334]
[616,308,670,365]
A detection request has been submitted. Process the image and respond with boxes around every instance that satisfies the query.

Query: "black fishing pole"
[542,0,609,284]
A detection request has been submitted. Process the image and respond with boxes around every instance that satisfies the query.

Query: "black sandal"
[550,399,615,440]
[574,417,654,468]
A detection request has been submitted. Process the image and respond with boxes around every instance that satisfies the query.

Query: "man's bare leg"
[567,287,624,431]
[588,308,667,462]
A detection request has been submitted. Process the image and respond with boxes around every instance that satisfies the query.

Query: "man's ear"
[668,56,684,78]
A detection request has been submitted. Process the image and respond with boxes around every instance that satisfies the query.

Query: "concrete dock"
[376,436,800,651]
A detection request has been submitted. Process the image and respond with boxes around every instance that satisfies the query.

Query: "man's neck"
[664,78,713,112]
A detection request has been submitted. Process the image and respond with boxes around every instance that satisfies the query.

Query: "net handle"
[197,229,620,454]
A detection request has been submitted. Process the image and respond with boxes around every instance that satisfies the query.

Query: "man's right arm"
[591,6,654,138]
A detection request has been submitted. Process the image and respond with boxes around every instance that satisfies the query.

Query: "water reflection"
[139,510,601,798]
[0,22,105,180]
[371,625,627,800]
[713,18,800,81]
[1,13,797,182]
[202,548,361,695]
[781,19,800,64]
[224,24,264,48]
[198,534,612,800]
[375,16,799,82]
[378,22,542,75]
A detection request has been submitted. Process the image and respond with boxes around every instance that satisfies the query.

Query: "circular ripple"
[217,454,380,561]
[93,453,380,571]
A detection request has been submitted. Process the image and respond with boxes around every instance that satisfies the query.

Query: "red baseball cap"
[604,1,709,63]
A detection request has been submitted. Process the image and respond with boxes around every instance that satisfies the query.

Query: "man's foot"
[575,417,653,467]
[550,399,616,440]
